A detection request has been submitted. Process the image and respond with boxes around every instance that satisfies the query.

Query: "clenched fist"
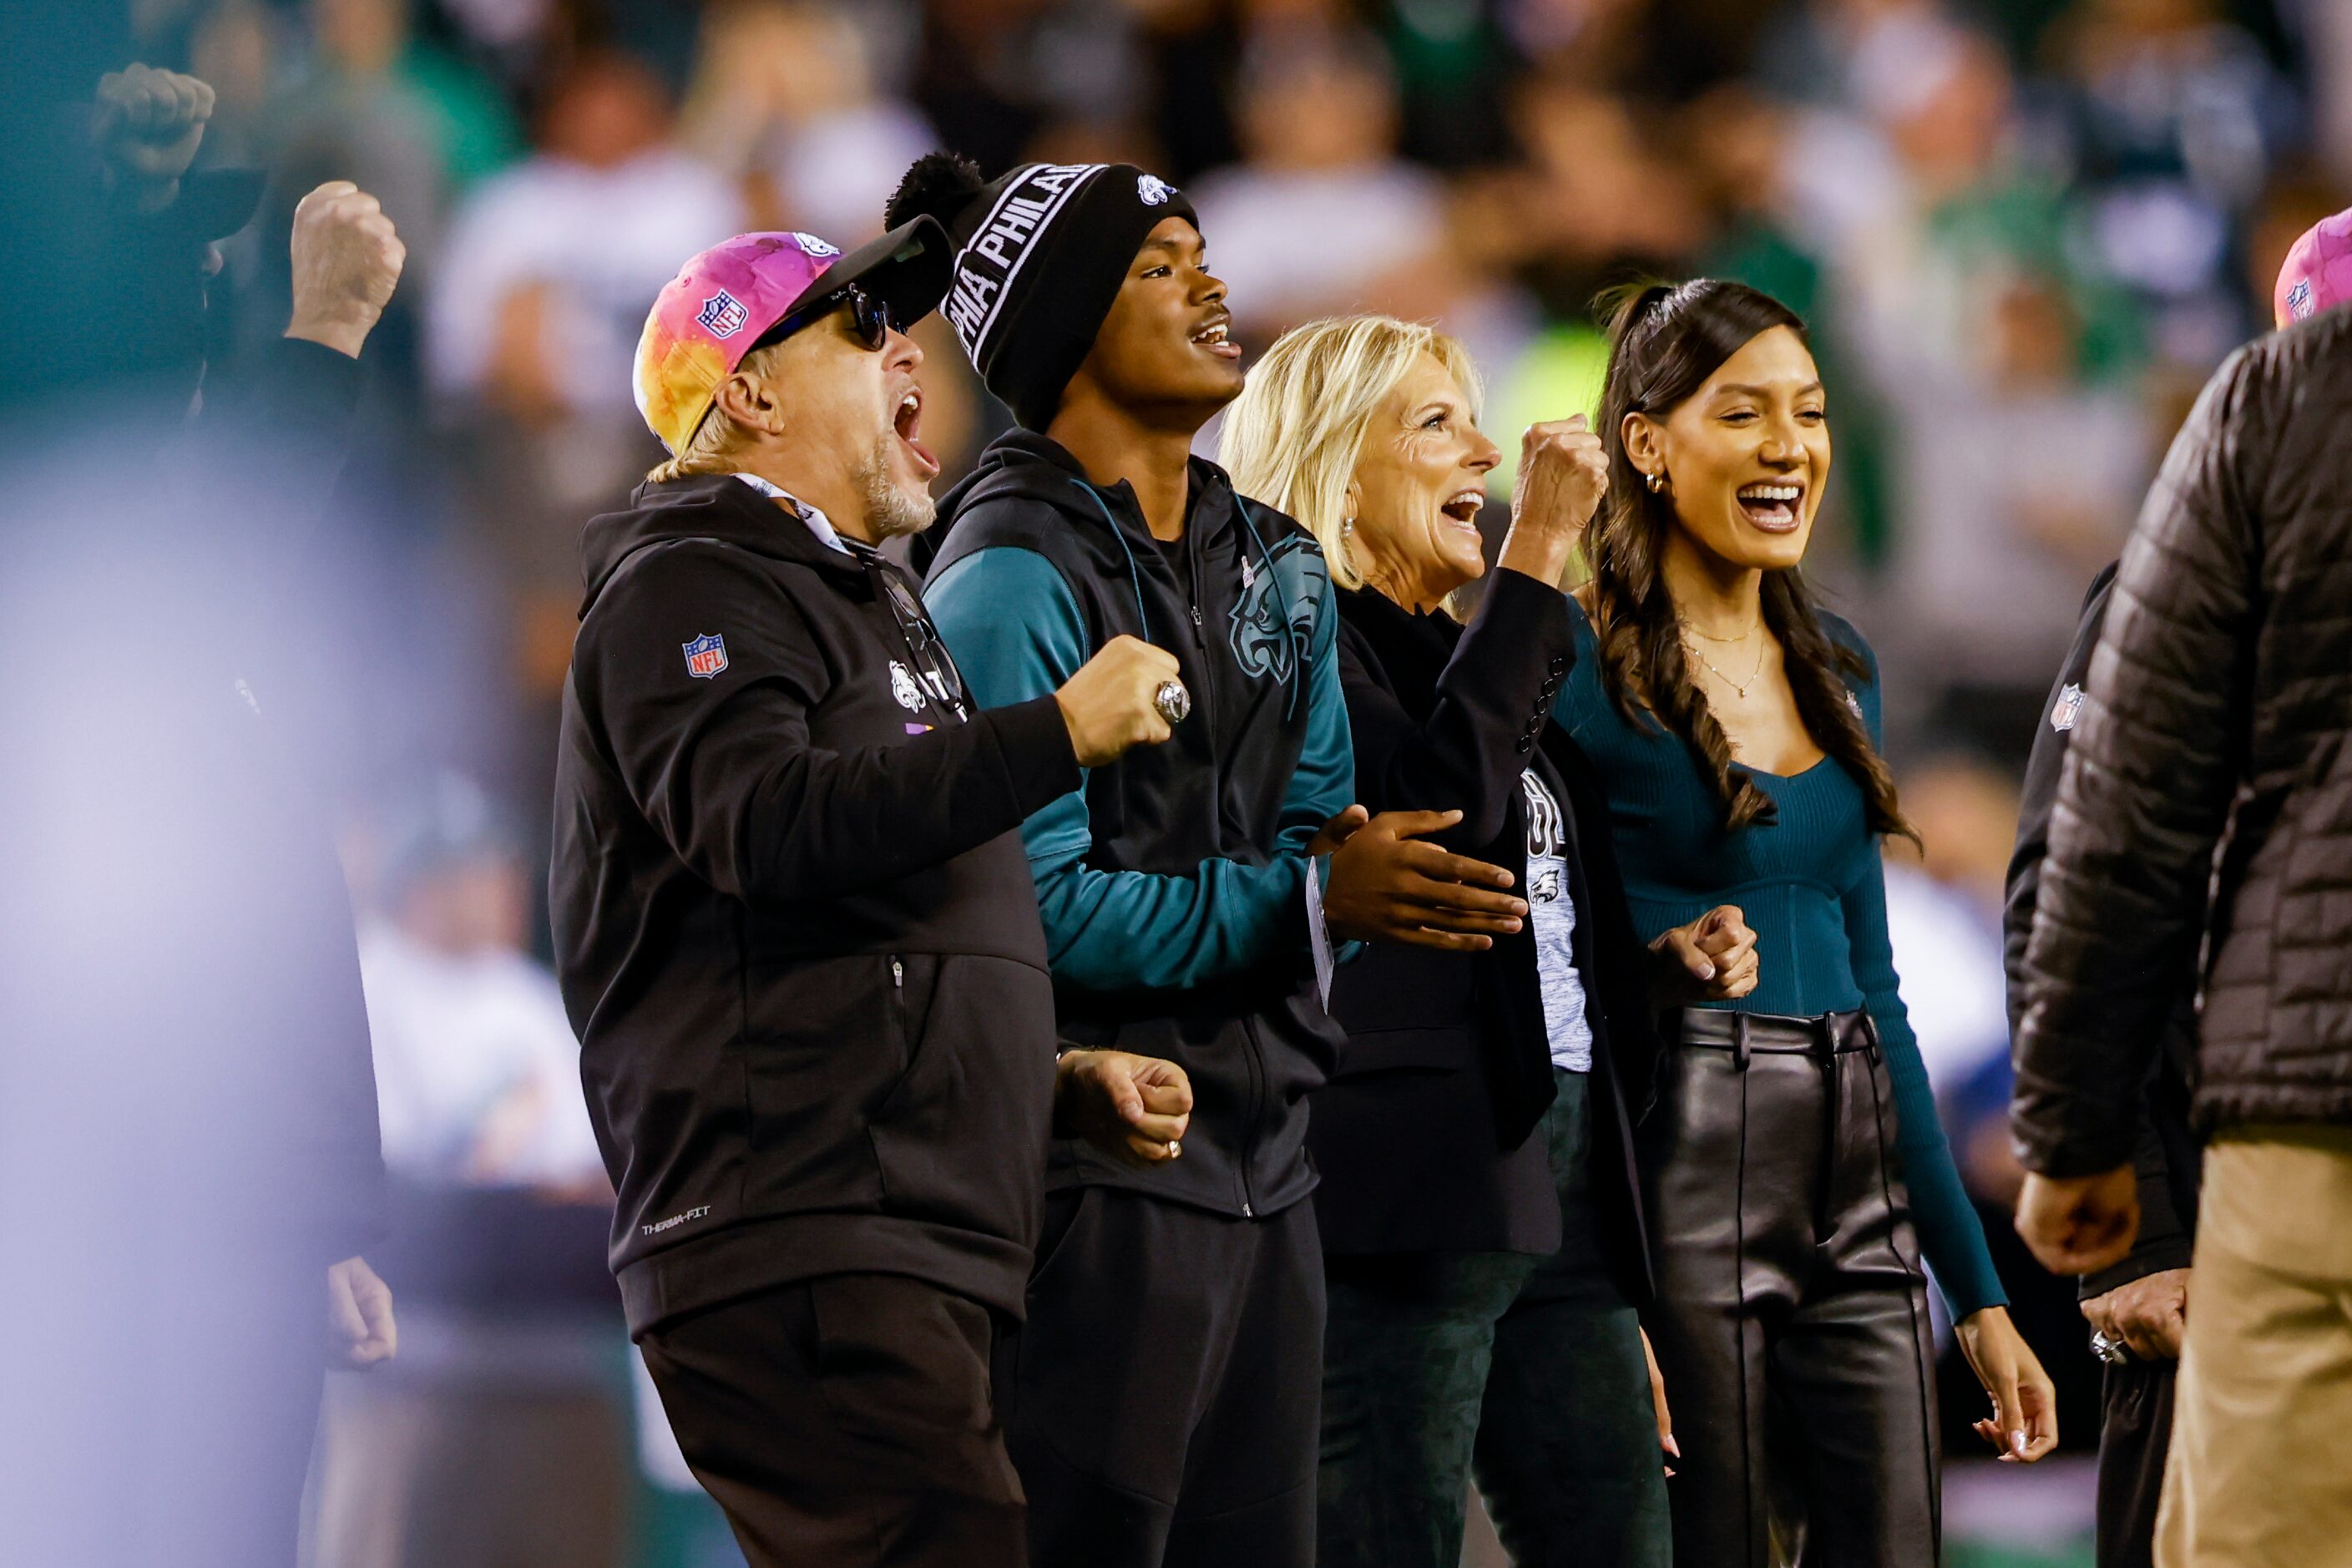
[1648,903,1758,1006]
[93,65,215,203]
[2081,1267,2188,1363]
[1496,416,1611,589]
[1055,1050,1194,1165]
[1055,635,1181,767]
[2016,1165,2141,1277]
[286,181,407,359]
[1513,417,1610,534]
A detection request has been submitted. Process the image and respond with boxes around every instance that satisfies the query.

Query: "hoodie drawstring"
[1070,479,1155,644]
[1070,479,1304,721]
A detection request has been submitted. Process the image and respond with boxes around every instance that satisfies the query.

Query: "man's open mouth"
[1191,315,1241,359]
[1736,481,1803,531]
[894,388,938,476]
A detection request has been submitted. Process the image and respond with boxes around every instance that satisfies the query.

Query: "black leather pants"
[1640,1009,1940,1568]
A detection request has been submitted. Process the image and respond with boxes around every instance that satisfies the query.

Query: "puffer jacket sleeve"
[2014,341,2277,1176]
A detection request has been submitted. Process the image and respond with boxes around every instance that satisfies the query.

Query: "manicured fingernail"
[2011,1430,2026,1456]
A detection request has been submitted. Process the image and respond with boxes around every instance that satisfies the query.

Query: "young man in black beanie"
[894,156,1530,1568]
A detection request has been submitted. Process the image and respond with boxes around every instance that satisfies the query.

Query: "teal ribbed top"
[1555,597,2006,1317]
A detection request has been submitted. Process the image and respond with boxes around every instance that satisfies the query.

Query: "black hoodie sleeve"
[579,545,1080,905]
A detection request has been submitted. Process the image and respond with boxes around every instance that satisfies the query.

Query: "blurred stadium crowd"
[77,0,2352,1562]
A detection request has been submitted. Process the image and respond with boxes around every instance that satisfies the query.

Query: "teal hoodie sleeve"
[1836,625,2007,1318]
[1271,539,1356,857]
[928,544,1328,993]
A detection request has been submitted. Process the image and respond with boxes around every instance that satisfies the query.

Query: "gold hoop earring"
[1645,469,1667,494]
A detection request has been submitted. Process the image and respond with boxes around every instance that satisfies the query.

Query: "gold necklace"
[1684,619,1760,645]
[1682,633,1764,699]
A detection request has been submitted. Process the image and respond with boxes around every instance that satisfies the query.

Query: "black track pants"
[996,1187,1324,1568]
[639,1274,1027,1568]
[2095,1355,2176,1568]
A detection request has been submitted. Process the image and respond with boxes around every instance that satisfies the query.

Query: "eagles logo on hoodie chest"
[815,614,964,744]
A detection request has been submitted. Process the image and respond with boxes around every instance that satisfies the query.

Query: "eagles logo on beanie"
[886,153,1198,430]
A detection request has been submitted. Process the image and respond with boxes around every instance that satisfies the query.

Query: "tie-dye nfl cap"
[633,215,952,453]
[2274,206,2352,330]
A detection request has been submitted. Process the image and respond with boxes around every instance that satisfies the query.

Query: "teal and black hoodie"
[926,430,1354,1222]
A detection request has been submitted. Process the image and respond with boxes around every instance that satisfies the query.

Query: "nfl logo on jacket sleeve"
[2051,682,2085,732]
[682,633,729,679]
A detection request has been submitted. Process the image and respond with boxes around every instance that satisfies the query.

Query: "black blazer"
[1312,569,1657,1305]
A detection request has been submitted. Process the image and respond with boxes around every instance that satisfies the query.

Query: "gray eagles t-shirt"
[1521,767,1593,1073]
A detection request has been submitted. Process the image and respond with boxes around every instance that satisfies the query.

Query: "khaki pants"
[2156,1126,2352,1567]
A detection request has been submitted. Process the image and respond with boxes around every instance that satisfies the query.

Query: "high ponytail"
[1585,278,1914,844]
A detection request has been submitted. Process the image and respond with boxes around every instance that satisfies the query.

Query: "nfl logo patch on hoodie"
[683,633,729,679]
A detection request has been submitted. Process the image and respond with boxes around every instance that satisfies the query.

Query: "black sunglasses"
[760,282,899,353]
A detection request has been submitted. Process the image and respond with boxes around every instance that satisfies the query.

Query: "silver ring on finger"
[1155,679,1191,725]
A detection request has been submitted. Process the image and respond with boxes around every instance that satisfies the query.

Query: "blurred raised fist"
[93,65,215,203]
[286,181,407,359]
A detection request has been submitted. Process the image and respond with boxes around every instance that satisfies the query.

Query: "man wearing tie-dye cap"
[550,216,1196,1568]
[2274,204,2352,328]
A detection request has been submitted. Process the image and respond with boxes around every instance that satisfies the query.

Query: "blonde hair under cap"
[1219,315,1483,594]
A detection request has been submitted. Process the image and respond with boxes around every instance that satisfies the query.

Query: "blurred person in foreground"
[1222,315,1762,1567]
[899,153,1535,1568]
[2006,558,2201,1568]
[549,218,1196,1568]
[313,772,625,1568]
[1558,280,2056,1568]
[2015,214,2352,1568]
[0,61,404,1568]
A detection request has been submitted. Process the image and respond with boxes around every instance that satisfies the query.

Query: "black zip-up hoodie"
[924,432,1355,1221]
[550,473,1081,1335]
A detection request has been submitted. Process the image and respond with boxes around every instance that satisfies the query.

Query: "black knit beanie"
[885,154,1200,430]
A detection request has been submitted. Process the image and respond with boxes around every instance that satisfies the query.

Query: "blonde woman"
[1222,316,1753,1568]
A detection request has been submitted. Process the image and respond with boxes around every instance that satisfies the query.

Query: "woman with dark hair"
[1222,314,1760,1568]
[1559,278,2059,1565]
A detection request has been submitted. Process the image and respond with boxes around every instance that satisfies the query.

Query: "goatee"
[858,433,935,540]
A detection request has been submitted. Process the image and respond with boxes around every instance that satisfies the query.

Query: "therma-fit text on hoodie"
[927,432,1354,1222]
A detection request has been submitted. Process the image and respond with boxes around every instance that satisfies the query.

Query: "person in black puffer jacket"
[2014,240,2352,1565]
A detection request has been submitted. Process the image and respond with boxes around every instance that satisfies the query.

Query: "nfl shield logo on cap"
[697,290,750,339]
[682,633,729,679]
[2274,205,2352,329]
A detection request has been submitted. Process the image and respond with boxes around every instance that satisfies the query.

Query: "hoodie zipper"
[1113,483,1269,1222]
[1181,498,1262,1221]
[1178,507,1218,742]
